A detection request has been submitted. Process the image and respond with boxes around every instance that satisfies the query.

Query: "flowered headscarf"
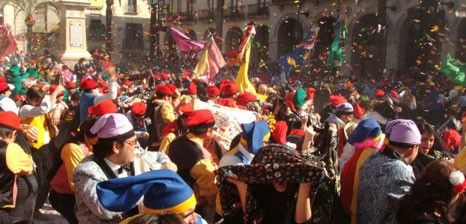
[216,144,323,223]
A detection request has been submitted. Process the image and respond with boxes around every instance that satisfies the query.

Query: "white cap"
[0,97,18,115]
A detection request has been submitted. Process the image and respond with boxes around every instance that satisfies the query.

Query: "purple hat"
[387,119,421,145]
[336,102,354,113]
[90,113,134,138]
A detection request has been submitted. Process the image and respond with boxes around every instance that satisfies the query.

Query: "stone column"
[56,0,91,67]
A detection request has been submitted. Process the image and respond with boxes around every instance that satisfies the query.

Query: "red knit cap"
[443,129,461,150]
[98,80,109,94]
[0,82,9,93]
[220,82,239,97]
[130,102,147,116]
[390,90,399,99]
[80,78,98,91]
[218,98,236,108]
[236,92,257,106]
[187,82,197,95]
[88,99,118,116]
[329,95,346,107]
[156,84,177,96]
[375,89,385,98]
[307,87,316,100]
[285,92,297,113]
[271,121,288,144]
[123,79,132,88]
[185,109,215,127]
[0,111,20,130]
[289,129,305,137]
[65,81,76,89]
[353,103,366,119]
[178,103,194,114]
[49,85,64,97]
[182,69,192,79]
[161,72,171,81]
[207,86,220,97]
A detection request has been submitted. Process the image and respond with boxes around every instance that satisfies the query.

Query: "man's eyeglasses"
[124,139,139,147]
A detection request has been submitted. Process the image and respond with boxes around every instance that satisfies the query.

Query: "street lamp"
[149,0,167,63]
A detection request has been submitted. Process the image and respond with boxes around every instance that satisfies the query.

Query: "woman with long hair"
[48,118,98,224]
[412,119,451,177]
[397,160,466,224]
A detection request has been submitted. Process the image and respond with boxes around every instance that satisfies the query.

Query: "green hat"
[26,67,39,79]
[8,64,20,76]
[293,87,307,109]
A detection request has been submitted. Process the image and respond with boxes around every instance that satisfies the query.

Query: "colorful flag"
[168,27,205,55]
[193,36,226,80]
[207,39,226,78]
[0,25,17,60]
[278,27,319,78]
[228,24,256,65]
[441,54,466,86]
[193,47,209,78]
[236,39,256,94]
[327,14,347,69]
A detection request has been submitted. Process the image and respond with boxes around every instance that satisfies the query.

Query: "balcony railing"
[197,9,215,20]
[180,12,195,21]
[246,3,269,17]
[224,6,245,18]
[271,0,298,4]
[170,3,269,21]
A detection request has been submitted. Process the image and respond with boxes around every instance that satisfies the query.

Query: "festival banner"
[441,54,466,86]
[327,13,347,69]
[227,24,256,65]
[193,36,226,80]
[168,27,205,55]
[235,40,256,94]
[0,25,17,61]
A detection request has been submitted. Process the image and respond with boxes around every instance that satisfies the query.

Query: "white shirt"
[19,95,52,119]
[104,158,129,178]
[219,143,254,167]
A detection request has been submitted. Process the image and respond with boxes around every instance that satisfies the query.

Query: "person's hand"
[304,126,316,146]
[20,124,38,142]
[161,161,177,172]
[51,109,61,126]
[328,123,338,133]
[227,174,247,192]
[300,114,309,129]
[141,132,149,139]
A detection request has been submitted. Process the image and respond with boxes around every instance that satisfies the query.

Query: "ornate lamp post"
[149,0,167,63]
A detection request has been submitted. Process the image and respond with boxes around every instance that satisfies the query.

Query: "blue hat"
[241,120,270,154]
[348,118,381,144]
[96,169,196,214]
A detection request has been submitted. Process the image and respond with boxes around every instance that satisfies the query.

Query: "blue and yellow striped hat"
[97,169,196,214]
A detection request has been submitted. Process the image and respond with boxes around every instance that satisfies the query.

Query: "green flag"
[327,17,346,69]
[441,54,466,86]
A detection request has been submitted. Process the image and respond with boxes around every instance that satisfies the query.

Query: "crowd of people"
[1,50,466,224]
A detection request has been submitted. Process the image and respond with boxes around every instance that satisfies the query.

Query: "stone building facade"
[1,0,465,77]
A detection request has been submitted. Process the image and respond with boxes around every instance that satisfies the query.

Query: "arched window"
[277,18,303,58]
